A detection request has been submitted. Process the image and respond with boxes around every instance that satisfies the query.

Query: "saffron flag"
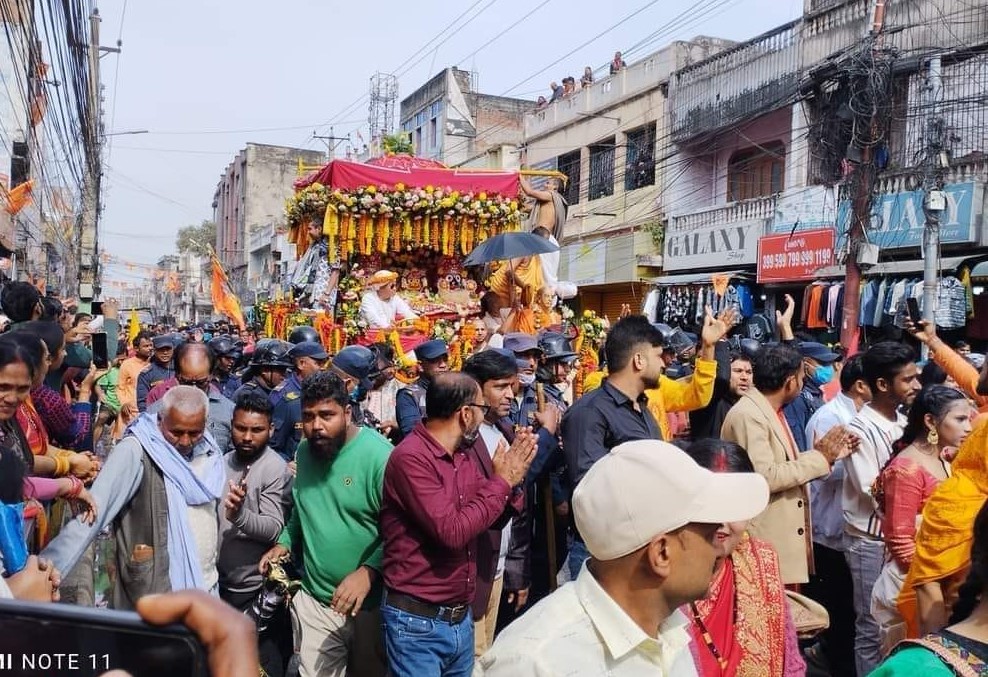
[210,256,245,330]
[127,308,140,344]
[3,180,34,215]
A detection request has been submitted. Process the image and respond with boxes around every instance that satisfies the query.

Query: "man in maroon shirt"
[380,371,536,677]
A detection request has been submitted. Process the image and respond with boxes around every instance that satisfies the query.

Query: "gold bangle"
[53,454,70,477]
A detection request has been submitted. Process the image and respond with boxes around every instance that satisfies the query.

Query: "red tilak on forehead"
[713,450,729,473]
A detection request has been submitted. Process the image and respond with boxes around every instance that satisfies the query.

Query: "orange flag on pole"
[3,180,34,215]
[210,254,246,330]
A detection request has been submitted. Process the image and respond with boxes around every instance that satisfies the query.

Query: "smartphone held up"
[0,599,208,677]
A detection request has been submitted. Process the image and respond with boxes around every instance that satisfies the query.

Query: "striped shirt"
[843,405,906,539]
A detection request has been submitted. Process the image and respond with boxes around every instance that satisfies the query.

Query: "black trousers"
[802,542,858,676]
[220,587,293,677]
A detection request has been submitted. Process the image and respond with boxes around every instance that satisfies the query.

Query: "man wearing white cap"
[480,440,769,676]
[359,270,419,330]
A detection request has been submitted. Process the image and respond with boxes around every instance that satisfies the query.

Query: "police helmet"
[288,325,321,345]
[249,339,294,369]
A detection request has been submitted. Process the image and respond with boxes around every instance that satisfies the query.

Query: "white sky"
[96,0,803,285]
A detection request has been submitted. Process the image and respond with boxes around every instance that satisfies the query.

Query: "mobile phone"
[906,297,922,325]
[92,332,109,369]
[0,598,208,676]
[90,301,103,316]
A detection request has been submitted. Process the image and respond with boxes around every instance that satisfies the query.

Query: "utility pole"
[77,9,119,304]
[313,127,349,161]
[77,9,101,302]
[839,1,890,352]
[921,55,945,349]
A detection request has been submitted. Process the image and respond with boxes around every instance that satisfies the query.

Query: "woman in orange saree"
[685,439,806,676]
[898,414,988,638]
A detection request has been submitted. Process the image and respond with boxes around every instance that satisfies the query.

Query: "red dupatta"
[689,534,788,676]
[15,397,48,456]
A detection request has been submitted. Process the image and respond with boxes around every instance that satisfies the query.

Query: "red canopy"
[294,156,519,196]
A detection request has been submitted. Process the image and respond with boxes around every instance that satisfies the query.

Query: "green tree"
[176,220,216,256]
[381,133,413,155]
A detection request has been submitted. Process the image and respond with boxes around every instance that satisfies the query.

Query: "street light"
[104,129,149,137]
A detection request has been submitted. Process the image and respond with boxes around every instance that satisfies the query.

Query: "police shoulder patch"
[285,391,299,400]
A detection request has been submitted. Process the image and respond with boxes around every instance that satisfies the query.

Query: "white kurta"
[359,291,419,329]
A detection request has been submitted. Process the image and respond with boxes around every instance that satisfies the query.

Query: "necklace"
[690,602,728,671]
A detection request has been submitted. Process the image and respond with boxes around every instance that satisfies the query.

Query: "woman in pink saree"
[684,439,806,677]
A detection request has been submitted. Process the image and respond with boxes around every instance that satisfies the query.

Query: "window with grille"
[589,139,615,201]
[558,150,580,205]
[727,141,785,202]
[625,124,656,191]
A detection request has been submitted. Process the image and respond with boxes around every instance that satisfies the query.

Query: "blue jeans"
[382,600,474,677]
[845,535,884,676]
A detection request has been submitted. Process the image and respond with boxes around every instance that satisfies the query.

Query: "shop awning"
[813,255,981,279]
[646,270,753,286]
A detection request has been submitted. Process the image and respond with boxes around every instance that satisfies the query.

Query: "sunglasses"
[177,376,211,389]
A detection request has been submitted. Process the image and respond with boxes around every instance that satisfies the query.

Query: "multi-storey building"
[400,67,531,168]
[522,37,733,318]
[212,143,324,303]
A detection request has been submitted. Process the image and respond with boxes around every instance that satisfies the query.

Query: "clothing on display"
[647,281,756,329]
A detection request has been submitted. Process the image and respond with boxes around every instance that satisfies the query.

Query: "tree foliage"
[382,133,414,155]
[176,220,216,256]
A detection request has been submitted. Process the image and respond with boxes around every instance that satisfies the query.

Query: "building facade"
[522,37,734,319]
[400,67,531,168]
[212,143,325,303]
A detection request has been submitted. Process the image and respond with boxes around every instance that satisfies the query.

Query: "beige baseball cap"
[573,439,770,561]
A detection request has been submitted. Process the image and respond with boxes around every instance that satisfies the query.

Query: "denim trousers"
[382,600,474,677]
[845,535,884,676]
[567,538,589,581]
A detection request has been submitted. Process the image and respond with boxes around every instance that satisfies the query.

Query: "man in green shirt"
[261,371,391,677]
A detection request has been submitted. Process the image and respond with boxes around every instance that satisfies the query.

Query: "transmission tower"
[368,73,398,144]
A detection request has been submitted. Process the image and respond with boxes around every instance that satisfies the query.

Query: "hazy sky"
[96,0,802,287]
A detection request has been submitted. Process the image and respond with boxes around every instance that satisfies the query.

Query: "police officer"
[394,339,448,439]
[287,325,321,346]
[136,334,177,412]
[233,339,302,462]
[329,345,380,428]
[208,334,243,400]
[289,341,329,383]
[537,332,579,408]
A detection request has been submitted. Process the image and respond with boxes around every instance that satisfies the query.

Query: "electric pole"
[839,1,891,352]
[313,127,349,161]
[921,55,945,346]
[77,9,100,301]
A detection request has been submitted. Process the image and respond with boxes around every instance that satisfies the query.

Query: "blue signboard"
[836,182,978,250]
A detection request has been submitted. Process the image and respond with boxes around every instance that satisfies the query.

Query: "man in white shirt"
[803,354,871,676]
[843,342,919,676]
[359,269,419,330]
[480,439,769,677]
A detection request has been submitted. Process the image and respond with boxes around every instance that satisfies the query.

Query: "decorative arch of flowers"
[286,182,522,259]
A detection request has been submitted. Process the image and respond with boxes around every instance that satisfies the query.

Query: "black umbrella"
[463,231,559,267]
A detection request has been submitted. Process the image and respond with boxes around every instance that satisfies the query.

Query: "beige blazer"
[720,388,831,584]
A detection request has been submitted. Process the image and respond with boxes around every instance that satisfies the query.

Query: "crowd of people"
[535,51,627,110]
[5,260,988,676]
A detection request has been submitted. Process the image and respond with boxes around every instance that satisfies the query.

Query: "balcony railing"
[524,51,672,139]
[670,20,801,142]
[670,194,778,233]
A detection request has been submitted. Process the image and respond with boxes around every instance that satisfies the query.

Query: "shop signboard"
[836,182,979,249]
[566,239,607,286]
[663,218,761,271]
[757,228,836,283]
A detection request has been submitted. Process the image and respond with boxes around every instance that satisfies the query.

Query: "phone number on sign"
[761,249,833,270]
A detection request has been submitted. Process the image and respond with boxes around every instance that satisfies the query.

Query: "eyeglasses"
[177,376,211,389]
[465,403,491,415]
